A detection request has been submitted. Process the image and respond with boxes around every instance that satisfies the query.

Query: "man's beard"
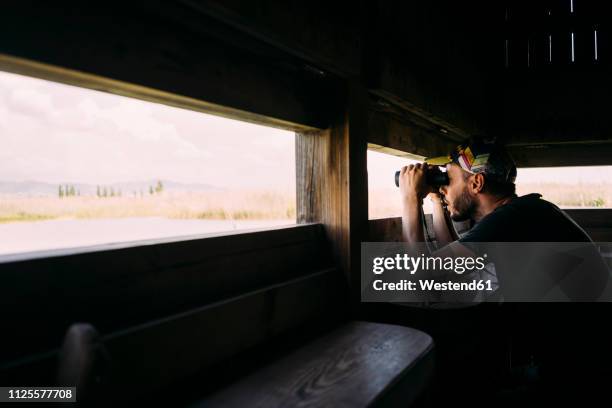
[449,188,477,222]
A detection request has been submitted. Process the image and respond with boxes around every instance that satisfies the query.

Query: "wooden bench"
[52,319,433,406]
[192,321,434,408]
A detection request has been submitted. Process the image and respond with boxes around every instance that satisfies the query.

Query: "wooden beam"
[507,142,612,167]
[296,81,369,300]
[176,0,363,78]
[0,54,319,133]
[0,3,343,131]
[368,108,458,158]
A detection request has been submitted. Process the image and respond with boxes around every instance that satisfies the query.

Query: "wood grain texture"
[368,217,404,243]
[369,210,612,243]
[0,268,349,399]
[0,2,342,131]
[368,215,437,243]
[507,142,612,167]
[499,1,612,157]
[179,0,363,77]
[368,216,478,243]
[196,321,434,408]
[296,82,369,299]
[365,0,497,138]
[368,109,458,159]
[102,269,348,400]
[0,224,335,363]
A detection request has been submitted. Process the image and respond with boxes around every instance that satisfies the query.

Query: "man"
[397,139,609,303]
[396,140,610,405]
[398,140,592,245]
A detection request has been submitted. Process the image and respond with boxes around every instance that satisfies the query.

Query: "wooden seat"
[192,321,434,408]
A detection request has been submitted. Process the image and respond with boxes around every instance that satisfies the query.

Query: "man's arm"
[401,195,425,243]
[399,163,430,243]
[397,164,489,306]
[398,163,469,257]
[429,193,459,245]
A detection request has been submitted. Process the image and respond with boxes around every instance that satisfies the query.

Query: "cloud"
[7,87,54,118]
[0,70,293,188]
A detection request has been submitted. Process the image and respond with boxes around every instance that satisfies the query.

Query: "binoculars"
[394,166,449,187]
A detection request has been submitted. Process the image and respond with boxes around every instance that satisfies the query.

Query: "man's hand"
[398,163,434,203]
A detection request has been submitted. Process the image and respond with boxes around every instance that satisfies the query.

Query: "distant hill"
[0,180,223,196]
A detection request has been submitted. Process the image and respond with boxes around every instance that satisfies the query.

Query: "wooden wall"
[296,83,369,299]
[369,209,612,243]
[497,0,612,166]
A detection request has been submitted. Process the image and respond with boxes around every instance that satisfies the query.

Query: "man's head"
[427,140,517,222]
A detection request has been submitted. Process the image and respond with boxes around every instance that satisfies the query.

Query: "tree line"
[58,180,164,198]
[58,185,79,198]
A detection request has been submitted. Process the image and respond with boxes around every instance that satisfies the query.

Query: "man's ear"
[469,173,485,194]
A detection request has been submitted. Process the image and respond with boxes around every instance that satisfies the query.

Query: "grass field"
[1,182,609,224]
[515,182,610,208]
[368,182,612,219]
[0,190,296,224]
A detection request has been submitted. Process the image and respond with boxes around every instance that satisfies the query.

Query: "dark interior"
[1,1,611,406]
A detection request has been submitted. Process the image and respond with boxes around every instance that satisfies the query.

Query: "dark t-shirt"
[458,193,592,243]
[455,194,608,302]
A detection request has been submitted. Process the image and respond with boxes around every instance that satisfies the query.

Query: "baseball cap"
[425,140,517,183]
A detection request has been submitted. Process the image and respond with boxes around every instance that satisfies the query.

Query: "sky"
[0,70,295,189]
[1,69,611,191]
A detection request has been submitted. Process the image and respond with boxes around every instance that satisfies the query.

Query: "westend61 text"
[372,279,494,292]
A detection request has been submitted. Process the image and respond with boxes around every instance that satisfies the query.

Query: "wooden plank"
[368,210,612,244]
[0,224,334,363]
[365,0,498,138]
[177,0,363,77]
[296,82,369,299]
[369,216,471,243]
[507,142,612,167]
[497,2,612,151]
[369,217,404,243]
[0,3,342,131]
[197,322,434,408]
[102,268,348,400]
[577,227,612,242]
[564,209,612,228]
[369,92,472,145]
[0,268,349,399]
[368,109,458,159]
[564,209,612,241]
[368,215,437,243]
[499,49,612,149]
[0,54,317,134]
